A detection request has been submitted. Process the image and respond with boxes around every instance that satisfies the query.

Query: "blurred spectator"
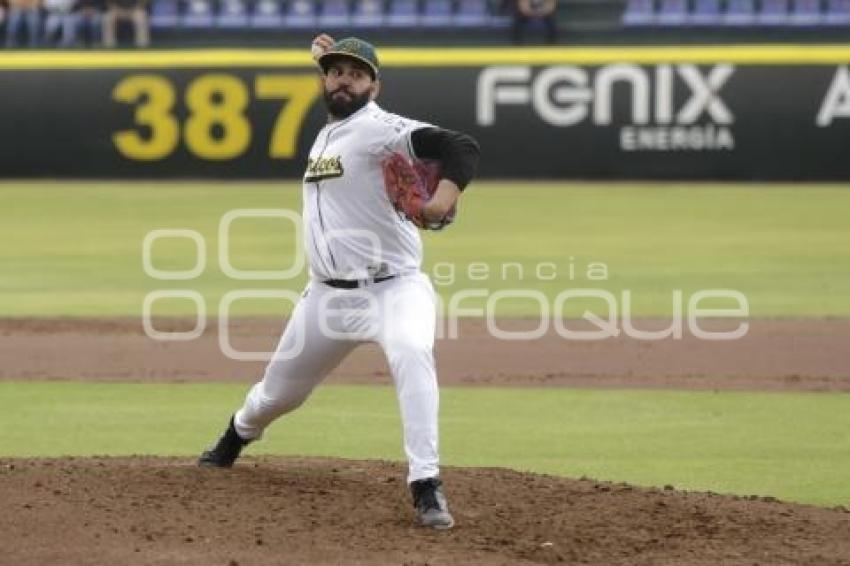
[5,0,41,47]
[512,0,557,44]
[43,0,77,46]
[76,0,102,47]
[102,0,148,47]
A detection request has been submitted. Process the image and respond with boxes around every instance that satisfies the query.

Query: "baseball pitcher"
[198,35,480,530]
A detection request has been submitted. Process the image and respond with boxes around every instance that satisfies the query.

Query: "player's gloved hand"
[382,152,455,230]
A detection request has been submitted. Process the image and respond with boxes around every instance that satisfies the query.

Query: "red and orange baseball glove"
[382,152,456,230]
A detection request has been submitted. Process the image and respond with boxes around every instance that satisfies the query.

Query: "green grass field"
[1,181,849,317]
[1,181,848,508]
[1,382,848,507]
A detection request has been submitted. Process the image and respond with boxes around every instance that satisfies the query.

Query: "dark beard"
[323,87,371,119]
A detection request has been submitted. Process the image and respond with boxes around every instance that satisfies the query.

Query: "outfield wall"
[1,46,849,180]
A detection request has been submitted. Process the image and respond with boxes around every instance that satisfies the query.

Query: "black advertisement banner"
[1,54,850,180]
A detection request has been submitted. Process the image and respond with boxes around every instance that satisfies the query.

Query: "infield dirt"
[2,317,848,390]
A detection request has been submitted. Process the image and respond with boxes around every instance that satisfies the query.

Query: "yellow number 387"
[112,73,320,162]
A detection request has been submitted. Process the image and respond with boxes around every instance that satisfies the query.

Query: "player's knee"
[266,394,308,416]
[387,339,434,366]
[252,388,310,420]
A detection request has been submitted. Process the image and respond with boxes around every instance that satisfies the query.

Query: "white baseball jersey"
[302,101,432,281]
[235,101,446,486]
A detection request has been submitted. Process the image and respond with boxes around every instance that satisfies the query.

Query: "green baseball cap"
[318,37,380,79]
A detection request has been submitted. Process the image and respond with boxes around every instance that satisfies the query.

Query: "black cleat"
[198,416,250,468]
[410,477,455,530]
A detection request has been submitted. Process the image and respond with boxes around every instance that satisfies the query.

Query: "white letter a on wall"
[817,66,850,127]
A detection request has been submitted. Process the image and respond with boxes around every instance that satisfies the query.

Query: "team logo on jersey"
[305,156,344,182]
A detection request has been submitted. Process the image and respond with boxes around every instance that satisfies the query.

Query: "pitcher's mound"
[2,456,848,565]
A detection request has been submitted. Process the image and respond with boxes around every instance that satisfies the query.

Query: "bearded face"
[323,84,373,119]
[320,56,378,120]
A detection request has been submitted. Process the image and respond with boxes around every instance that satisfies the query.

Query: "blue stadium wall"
[1,46,850,180]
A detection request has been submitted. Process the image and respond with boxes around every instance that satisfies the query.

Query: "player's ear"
[370,79,381,101]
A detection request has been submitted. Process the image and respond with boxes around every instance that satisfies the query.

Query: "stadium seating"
[690,0,722,25]
[386,0,420,27]
[422,0,453,26]
[319,0,352,27]
[93,0,850,42]
[723,0,757,25]
[250,0,285,28]
[790,0,823,24]
[824,0,850,24]
[216,0,250,28]
[622,0,847,28]
[455,0,490,26]
[182,0,215,28]
[656,0,689,25]
[286,0,318,27]
[142,0,523,33]
[150,0,181,28]
[162,0,850,36]
[622,0,655,26]
[757,0,790,25]
[351,0,385,27]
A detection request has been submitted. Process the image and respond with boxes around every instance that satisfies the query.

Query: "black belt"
[322,275,396,289]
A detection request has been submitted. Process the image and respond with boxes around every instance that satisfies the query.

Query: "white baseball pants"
[233,272,440,484]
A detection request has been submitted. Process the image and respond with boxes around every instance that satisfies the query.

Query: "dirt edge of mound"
[1,456,848,566]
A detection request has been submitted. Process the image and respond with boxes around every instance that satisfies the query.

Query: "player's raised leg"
[199,283,358,467]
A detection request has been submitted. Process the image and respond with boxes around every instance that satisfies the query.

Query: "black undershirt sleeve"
[410,127,481,191]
